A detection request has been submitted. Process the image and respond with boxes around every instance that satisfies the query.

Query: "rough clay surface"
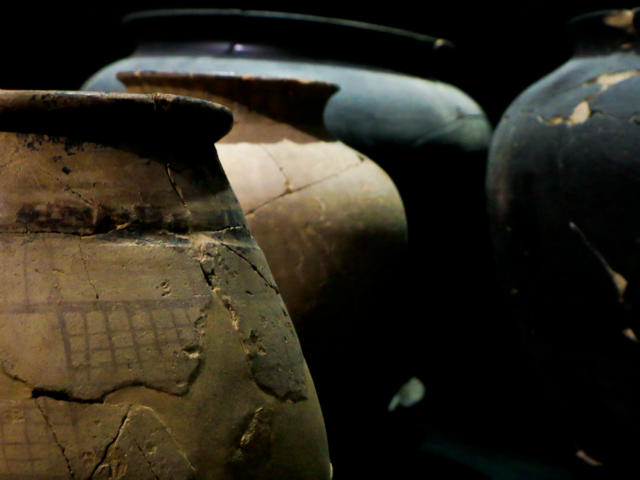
[0,398,194,480]
[196,230,307,402]
[0,235,208,400]
[91,406,195,480]
[0,130,328,479]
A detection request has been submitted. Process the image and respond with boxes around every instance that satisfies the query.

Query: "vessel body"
[0,91,330,480]
[121,72,409,477]
[488,9,640,473]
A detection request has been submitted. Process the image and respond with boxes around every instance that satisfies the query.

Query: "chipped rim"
[0,90,233,143]
[117,71,340,96]
[117,71,338,129]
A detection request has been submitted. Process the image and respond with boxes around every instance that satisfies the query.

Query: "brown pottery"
[119,72,409,477]
[0,90,330,480]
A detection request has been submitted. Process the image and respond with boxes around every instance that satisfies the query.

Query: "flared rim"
[0,90,233,143]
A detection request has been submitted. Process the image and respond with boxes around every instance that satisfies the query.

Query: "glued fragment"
[594,70,640,91]
[623,328,639,343]
[92,406,195,479]
[232,407,275,477]
[538,101,591,126]
[569,222,627,302]
[576,449,604,467]
[0,399,71,478]
[611,271,628,301]
[604,9,636,34]
[196,235,307,402]
[540,69,640,127]
[543,116,565,126]
[36,397,129,480]
[568,101,591,125]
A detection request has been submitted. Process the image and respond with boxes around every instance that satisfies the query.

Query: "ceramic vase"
[82,14,500,442]
[0,90,330,480]
[488,8,640,475]
[120,71,409,477]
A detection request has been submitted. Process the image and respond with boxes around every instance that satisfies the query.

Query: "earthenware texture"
[0,90,330,480]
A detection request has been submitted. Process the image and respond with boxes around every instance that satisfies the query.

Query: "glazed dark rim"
[0,90,233,144]
[121,9,454,76]
[567,8,640,51]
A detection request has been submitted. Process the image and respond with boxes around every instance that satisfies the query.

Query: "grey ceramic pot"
[488,7,640,476]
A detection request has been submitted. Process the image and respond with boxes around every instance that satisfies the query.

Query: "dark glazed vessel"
[0,90,330,479]
[81,9,491,225]
[488,8,640,476]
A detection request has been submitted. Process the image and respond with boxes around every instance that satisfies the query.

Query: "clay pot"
[487,8,640,475]
[119,71,409,477]
[83,13,506,450]
[0,90,329,480]
[81,9,491,224]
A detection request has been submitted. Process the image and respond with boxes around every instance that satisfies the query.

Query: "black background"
[0,2,622,124]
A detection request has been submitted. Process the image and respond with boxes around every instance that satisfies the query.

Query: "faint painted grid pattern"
[3,299,200,384]
[0,403,55,475]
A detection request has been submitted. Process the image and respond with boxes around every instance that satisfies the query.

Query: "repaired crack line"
[537,70,640,127]
[88,406,131,480]
[0,224,247,238]
[37,165,98,209]
[262,145,293,194]
[0,360,32,391]
[78,238,99,299]
[35,399,75,480]
[569,221,628,301]
[218,242,279,294]
[165,163,188,209]
[245,160,363,216]
[133,435,162,480]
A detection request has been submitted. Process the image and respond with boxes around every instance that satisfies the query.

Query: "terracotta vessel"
[119,71,409,477]
[0,90,329,479]
[84,13,501,456]
[488,8,640,475]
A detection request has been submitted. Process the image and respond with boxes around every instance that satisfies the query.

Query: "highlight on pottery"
[0,90,330,480]
[119,71,410,477]
[487,7,640,475]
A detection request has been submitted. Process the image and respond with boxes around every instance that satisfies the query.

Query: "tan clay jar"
[119,72,409,476]
[0,90,329,480]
